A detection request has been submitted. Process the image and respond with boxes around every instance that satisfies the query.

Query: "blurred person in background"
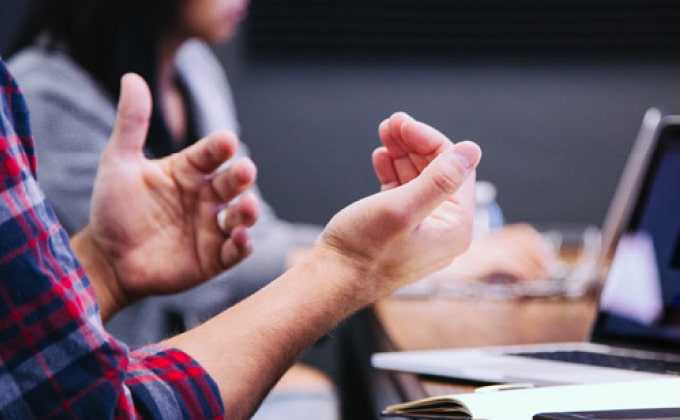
[8,0,553,417]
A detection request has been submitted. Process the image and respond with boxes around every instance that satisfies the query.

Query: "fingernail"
[217,209,228,231]
[441,148,472,174]
[451,142,481,171]
[393,111,413,121]
[379,119,389,133]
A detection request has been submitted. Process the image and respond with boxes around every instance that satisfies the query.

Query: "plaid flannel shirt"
[0,59,224,419]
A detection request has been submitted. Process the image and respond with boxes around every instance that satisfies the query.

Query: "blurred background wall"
[3,0,680,228]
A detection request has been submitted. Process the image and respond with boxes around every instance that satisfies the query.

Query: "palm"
[89,75,258,300]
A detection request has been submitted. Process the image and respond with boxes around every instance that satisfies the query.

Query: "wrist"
[71,227,128,321]
[308,242,381,309]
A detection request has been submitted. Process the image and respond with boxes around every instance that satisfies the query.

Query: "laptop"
[372,109,680,386]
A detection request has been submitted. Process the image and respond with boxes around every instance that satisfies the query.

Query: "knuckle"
[431,167,461,195]
[204,142,219,163]
[119,106,149,130]
[240,205,258,226]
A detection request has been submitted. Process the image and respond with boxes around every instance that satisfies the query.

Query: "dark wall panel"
[220,41,680,226]
[0,0,26,55]
[246,0,680,57]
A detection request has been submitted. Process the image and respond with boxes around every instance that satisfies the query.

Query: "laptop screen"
[592,124,680,352]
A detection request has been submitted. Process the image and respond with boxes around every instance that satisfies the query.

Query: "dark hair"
[10,0,184,157]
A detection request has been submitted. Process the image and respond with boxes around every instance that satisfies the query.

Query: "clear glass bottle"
[474,181,504,238]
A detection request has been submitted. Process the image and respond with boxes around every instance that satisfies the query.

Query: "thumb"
[398,141,482,223]
[109,73,152,156]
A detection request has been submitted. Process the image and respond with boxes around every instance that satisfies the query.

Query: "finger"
[493,257,537,281]
[372,147,399,190]
[504,224,554,270]
[516,237,551,267]
[501,241,551,280]
[389,112,439,183]
[401,119,452,156]
[388,112,415,156]
[380,114,421,184]
[507,253,544,280]
[212,157,257,202]
[379,118,406,158]
[399,141,482,223]
[390,113,438,173]
[454,172,478,224]
[217,193,259,233]
[109,73,153,155]
[221,226,253,269]
[408,152,432,173]
[182,131,239,175]
[393,157,420,185]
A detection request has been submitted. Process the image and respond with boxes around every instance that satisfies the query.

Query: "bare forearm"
[165,246,371,419]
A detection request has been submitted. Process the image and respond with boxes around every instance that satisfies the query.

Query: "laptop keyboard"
[509,351,680,375]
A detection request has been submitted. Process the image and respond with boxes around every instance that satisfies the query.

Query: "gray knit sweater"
[9,40,321,347]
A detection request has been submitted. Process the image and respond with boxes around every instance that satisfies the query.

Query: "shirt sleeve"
[0,62,224,419]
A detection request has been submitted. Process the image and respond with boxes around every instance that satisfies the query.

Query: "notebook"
[381,378,680,420]
[534,408,680,419]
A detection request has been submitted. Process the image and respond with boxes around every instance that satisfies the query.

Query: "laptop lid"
[599,109,662,261]
[590,112,680,354]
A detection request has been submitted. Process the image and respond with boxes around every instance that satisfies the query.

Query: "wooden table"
[374,294,598,399]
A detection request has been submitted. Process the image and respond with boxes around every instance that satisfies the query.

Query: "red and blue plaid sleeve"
[0,60,224,419]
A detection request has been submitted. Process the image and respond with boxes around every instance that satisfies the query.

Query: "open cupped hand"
[318,112,482,298]
[87,74,259,308]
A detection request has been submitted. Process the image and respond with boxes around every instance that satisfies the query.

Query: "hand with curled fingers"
[316,112,482,299]
[82,74,259,313]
